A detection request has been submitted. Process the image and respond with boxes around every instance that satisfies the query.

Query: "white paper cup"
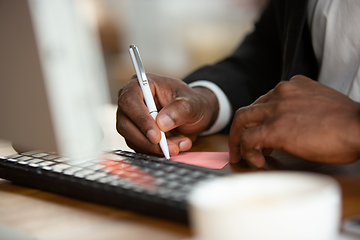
[188,171,341,240]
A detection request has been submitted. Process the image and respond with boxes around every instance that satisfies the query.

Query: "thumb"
[156,97,198,133]
[156,112,176,132]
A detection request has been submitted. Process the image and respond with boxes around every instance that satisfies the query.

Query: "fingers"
[117,104,193,156]
[239,126,275,168]
[229,104,282,168]
[229,105,267,165]
[116,107,163,155]
[167,135,193,154]
[117,79,162,144]
[231,124,281,168]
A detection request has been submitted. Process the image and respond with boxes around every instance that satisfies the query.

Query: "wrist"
[188,80,232,135]
[192,86,219,130]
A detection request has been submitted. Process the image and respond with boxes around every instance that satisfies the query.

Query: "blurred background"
[86,0,268,103]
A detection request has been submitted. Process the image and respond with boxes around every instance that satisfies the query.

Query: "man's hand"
[229,75,360,167]
[117,73,218,156]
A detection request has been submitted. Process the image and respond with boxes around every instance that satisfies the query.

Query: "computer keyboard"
[0,150,230,224]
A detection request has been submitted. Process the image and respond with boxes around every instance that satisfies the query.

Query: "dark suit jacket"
[183,0,319,132]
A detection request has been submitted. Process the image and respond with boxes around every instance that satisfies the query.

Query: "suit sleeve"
[183,0,283,117]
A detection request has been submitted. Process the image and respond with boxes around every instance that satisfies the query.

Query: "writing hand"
[117,73,218,156]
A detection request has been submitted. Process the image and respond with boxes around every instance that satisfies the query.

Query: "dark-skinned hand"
[229,75,360,167]
[117,73,218,157]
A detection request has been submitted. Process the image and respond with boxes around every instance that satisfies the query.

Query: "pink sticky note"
[170,152,229,169]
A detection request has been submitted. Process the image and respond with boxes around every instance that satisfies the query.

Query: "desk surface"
[1,134,360,240]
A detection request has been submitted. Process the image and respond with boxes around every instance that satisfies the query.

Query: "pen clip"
[129,45,148,85]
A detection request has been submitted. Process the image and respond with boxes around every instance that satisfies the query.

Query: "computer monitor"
[0,0,110,161]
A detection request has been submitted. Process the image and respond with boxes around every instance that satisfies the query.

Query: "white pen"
[128,44,170,159]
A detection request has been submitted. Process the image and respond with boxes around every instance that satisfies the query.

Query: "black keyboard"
[0,150,230,224]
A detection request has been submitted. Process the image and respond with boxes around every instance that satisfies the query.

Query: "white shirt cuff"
[188,80,232,136]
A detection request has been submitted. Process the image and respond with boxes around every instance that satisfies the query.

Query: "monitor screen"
[0,0,110,161]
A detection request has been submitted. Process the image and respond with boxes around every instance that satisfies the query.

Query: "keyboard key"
[52,164,71,173]
[63,167,83,175]
[42,155,59,161]
[74,169,95,178]
[85,172,107,181]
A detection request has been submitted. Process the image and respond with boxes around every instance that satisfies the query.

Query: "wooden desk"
[1,134,360,239]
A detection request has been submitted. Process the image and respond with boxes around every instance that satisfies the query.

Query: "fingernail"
[168,144,179,156]
[157,114,175,132]
[146,129,158,144]
[179,140,192,152]
[248,153,265,168]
